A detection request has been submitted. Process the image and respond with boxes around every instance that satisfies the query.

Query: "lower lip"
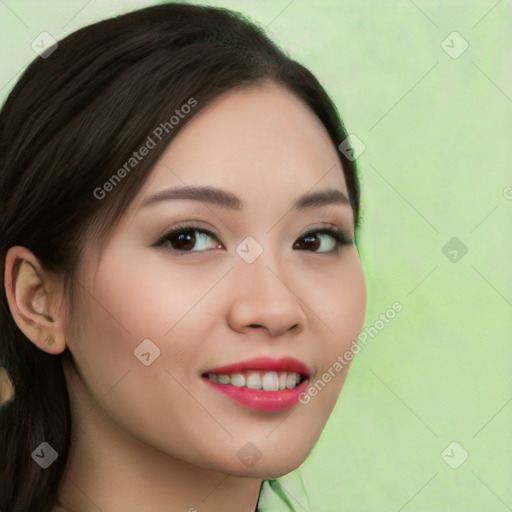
[202,377,310,412]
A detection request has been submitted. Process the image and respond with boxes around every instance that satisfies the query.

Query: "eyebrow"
[141,185,351,211]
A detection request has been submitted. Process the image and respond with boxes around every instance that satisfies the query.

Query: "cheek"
[314,253,367,350]
[93,245,227,340]
[64,247,223,410]
[300,254,366,407]
[64,290,136,405]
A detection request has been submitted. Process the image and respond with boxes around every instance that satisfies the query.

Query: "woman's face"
[64,84,366,478]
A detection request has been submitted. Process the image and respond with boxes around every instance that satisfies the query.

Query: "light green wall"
[1,1,510,510]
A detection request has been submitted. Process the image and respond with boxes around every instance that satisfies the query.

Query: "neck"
[57,363,263,512]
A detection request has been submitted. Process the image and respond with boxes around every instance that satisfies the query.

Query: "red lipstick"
[202,356,311,412]
[204,356,311,377]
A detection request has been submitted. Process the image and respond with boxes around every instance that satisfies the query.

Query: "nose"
[226,255,308,338]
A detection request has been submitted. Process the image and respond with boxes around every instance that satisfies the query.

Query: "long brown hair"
[0,2,361,510]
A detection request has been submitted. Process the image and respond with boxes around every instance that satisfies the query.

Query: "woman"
[0,3,366,511]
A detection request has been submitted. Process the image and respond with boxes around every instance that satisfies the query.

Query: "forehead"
[141,84,348,201]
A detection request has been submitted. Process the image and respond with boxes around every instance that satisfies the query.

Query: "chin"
[248,456,306,479]
[209,435,317,478]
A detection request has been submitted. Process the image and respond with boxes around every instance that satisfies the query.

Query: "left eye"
[153,227,352,254]
[292,229,352,254]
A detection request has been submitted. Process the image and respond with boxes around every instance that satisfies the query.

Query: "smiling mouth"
[202,371,306,391]
[201,371,310,412]
[201,356,312,412]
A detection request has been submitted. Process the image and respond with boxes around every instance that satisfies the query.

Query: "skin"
[5,84,366,512]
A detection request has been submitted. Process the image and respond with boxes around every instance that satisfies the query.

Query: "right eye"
[152,226,224,253]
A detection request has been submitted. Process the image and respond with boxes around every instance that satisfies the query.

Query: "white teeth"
[230,373,245,387]
[278,372,287,391]
[246,372,262,390]
[206,371,303,390]
[217,374,230,385]
[286,373,298,389]
[261,371,279,391]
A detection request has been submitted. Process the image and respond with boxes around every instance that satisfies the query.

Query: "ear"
[4,246,67,355]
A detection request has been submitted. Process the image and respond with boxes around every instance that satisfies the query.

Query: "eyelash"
[152,223,353,255]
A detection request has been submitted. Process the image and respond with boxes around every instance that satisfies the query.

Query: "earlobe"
[4,246,67,355]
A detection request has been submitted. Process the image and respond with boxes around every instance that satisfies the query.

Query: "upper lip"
[203,356,312,378]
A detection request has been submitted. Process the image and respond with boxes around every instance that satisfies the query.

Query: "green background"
[1,1,511,510]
